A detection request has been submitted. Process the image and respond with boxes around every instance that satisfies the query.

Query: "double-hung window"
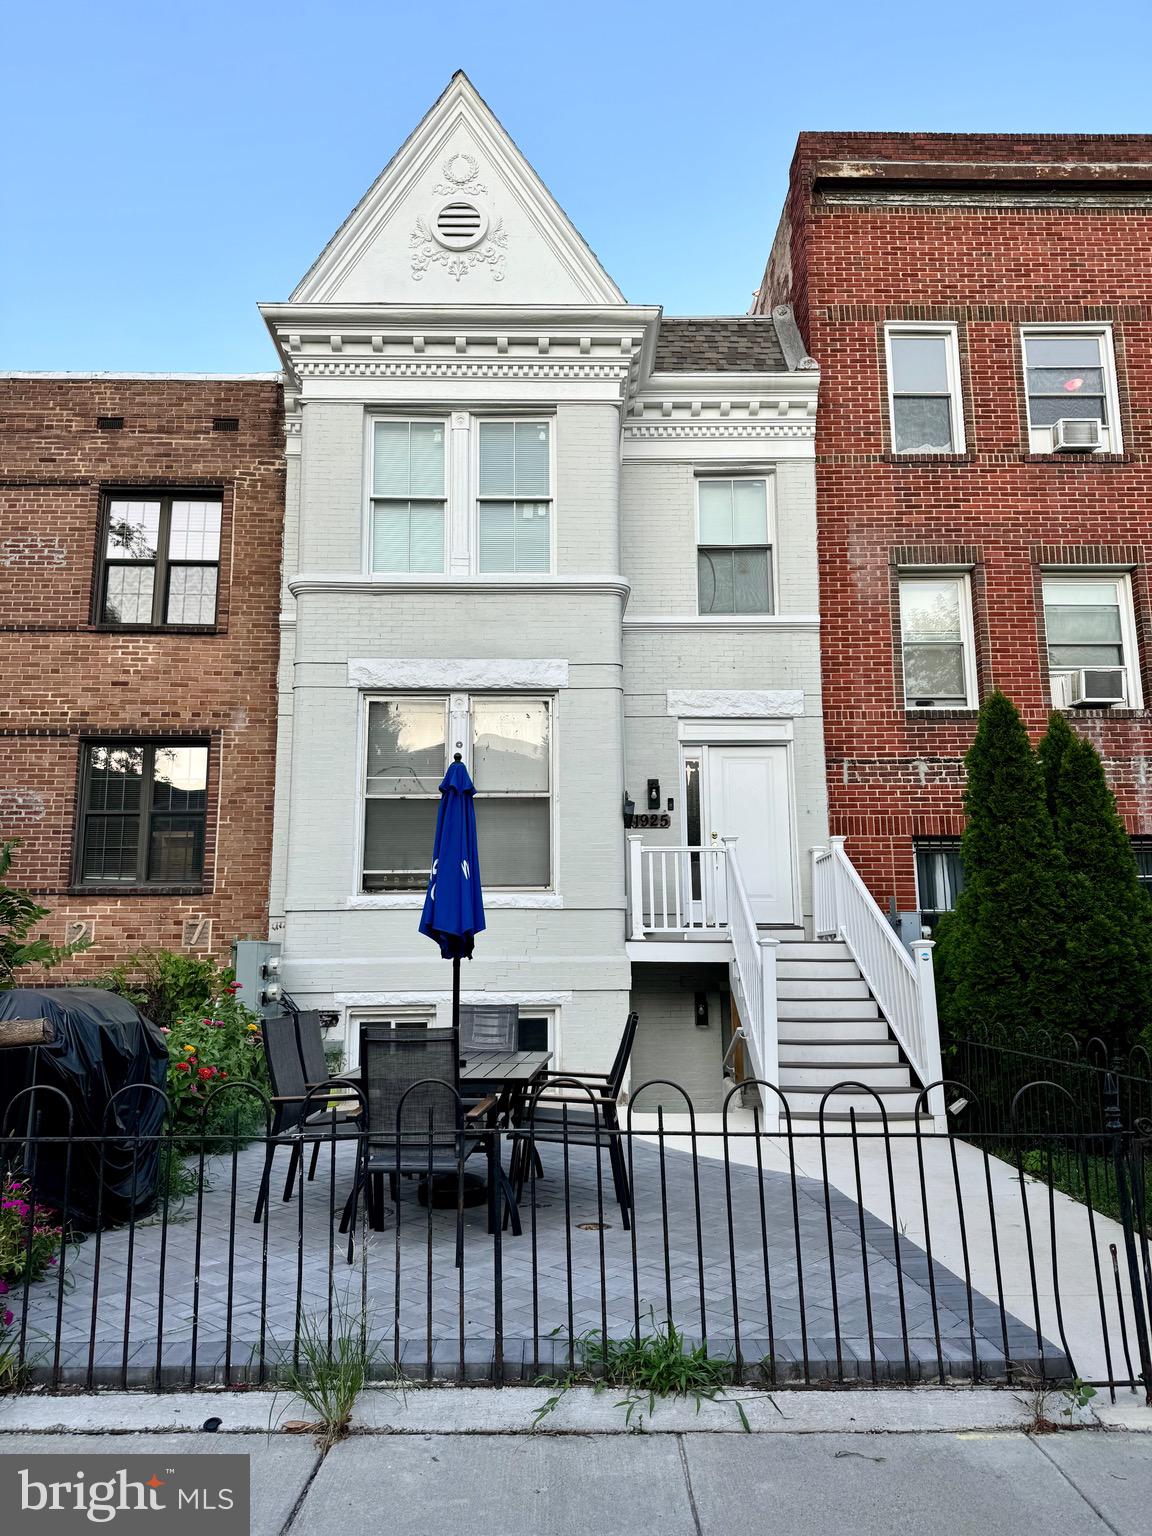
[370,420,446,573]
[1041,574,1140,708]
[1022,327,1121,453]
[898,573,976,709]
[99,493,222,626]
[477,420,552,573]
[696,477,773,614]
[885,325,965,454]
[362,696,551,892]
[77,742,209,886]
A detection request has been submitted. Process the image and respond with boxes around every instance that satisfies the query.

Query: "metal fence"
[1,1075,1149,1401]
[951,1029,1152,1134]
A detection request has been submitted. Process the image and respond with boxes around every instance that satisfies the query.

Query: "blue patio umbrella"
[419,754,486,1029]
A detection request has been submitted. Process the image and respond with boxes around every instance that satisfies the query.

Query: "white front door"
[689,745,795,925]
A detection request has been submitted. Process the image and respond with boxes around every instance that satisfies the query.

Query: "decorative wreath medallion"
[432,153,487,196]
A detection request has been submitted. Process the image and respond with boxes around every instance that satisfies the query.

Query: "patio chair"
[458,1003,519,1055]
[252,1015,364,1225]
[356,1024,521,1239]
[514,1011,639,1229]
[289,1007,360,1182]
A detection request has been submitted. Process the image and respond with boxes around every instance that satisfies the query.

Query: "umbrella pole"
[451,953,461,1035]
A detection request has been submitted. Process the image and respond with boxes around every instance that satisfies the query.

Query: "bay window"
[362,695,551,892]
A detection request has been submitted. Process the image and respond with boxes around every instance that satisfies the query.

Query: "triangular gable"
[290,73,625,306]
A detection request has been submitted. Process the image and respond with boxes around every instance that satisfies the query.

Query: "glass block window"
[477,421,551,573]
[100,493,221,626]
[78,742,208,885]
[885,326,965,454]
[696,478,772,614]
[370,420,446,573]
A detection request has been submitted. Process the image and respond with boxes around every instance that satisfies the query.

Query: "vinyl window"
[1022,327,1121,453]
[885,325,965,454]
[370,420,446,573]
[98,492,222,626]
[898,573,976,709]
[914,840,964,933]
[362,695,551,892]
[77,741,208,886]
[696,477,773,614]
[1041,574,1140,708]
[476,420,552,573]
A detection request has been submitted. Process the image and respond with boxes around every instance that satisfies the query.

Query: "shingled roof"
[652,316,787,373]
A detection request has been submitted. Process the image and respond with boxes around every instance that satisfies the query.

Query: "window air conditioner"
[1051,418,1102,452]
[1071,668,1126,707]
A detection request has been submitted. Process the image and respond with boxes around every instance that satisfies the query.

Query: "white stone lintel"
[348,658,570,691]
[666,688,805,718]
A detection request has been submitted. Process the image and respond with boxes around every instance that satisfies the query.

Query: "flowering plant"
[0,1173,62,1284]
[162,988,268,1132]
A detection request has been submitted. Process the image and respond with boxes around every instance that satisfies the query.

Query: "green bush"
[935,693,1076,1040]
[1038,712,1152,1052]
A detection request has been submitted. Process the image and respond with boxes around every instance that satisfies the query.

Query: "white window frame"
[1041,570,1142,710]
[365,416,449,575]
[472,417,556,576]
[364,412,556,577]
[356,691,555,895]
[897,570,978,710]
[884,322,966,456]
[694,473,777,616]
[1020,324,1123,454]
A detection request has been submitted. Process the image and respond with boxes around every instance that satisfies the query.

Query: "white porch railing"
[626,837,729,936]
[626,834,779,1131]
[811,836,945,1121]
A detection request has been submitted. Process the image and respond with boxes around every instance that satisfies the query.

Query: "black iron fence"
[951,1027,1152,1135]
[1,1076,1150,1401]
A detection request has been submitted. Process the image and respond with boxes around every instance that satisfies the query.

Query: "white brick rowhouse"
[263,74,830,1107]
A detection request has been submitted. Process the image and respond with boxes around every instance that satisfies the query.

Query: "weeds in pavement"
[534,1313,751,1431]
[272,1290,386,1451]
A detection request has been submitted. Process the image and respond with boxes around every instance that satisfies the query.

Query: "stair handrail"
[813,837,944,1122]
[721,837,779,1128]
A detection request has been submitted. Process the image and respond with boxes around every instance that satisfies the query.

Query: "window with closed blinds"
[477,420,551,573]
[370,420,446,573]
[696,478,772,614]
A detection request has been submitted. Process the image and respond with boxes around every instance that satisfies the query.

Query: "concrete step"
[775,941,851,961]
[782,1086,925,1118]
[776,959,861,980]
[778,1040,901,1065]
[779,1064,913,1090]
[777,979,870,1001]
[778,1019,892,1044]
[777,999,881,1021]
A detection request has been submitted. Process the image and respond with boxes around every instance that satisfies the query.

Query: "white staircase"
[774,940,927,1123]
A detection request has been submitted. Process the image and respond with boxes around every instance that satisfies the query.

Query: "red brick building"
[0,374,284,970]
[756,134,1152,929]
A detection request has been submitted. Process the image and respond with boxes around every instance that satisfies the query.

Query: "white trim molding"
[666,688,805,718]
[291,573,630,601]
[347,658,569,691]
[345,891,564,909]
[624,614,819,632]
[334,990,574,1008]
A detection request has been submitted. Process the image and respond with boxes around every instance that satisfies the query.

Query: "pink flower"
[160,1026,171,1035]
[2,1310,12,1328]
[228,982,242,992]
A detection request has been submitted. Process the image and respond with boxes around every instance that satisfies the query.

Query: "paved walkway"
[9,1131,1059,1386]
[0,1427,1148,1536]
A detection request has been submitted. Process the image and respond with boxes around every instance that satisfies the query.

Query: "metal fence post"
[1107,1075,1152,1403]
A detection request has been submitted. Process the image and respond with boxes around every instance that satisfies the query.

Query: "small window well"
[434,201,487,249]
[96,416,124,431]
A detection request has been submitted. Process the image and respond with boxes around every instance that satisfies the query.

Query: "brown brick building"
[756,134,1152,929]
[0,374,284,970]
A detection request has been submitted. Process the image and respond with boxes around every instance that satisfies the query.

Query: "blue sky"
[4,0,1152,372]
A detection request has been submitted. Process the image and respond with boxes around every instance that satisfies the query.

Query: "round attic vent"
[434,201,487,250]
